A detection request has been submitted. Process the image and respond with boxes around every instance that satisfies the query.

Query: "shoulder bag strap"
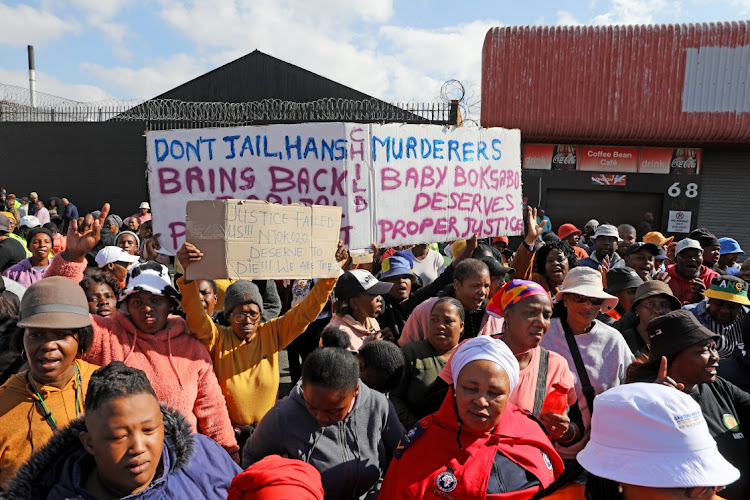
[532,346,549,416]
[561,321,596,414]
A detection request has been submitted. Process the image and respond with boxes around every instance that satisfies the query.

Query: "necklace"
[28,363,82,431]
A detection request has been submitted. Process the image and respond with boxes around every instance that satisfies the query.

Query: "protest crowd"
[0,186,748,500]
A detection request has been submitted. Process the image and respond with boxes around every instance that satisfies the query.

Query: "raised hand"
[524,207,545,246]
[176,242,204,282]
[653,356,685,390]
[61,203,110,262]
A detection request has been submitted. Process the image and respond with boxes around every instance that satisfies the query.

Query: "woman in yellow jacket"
[176,242,342,449]
[0,276,99,488]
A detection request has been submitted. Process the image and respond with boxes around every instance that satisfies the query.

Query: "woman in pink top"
[426,280,584,448]
[326,269,393,350]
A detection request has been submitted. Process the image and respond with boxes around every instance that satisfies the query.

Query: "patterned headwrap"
[486,279,549,318]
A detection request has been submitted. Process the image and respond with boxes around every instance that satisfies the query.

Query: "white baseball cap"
[95,246,140,268]
[578,383,739,489]
[675,238,703,256]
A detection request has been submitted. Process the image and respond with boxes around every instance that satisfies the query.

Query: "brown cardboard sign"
[184,199,342,280]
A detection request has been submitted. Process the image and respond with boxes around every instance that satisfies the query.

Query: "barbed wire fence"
[0,82,460,128]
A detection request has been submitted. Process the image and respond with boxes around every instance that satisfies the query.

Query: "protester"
[665,238,720,305]
[579,219,598,250]
[534,383,739,500]
[690,228,722,270]
[739,258,750,282]
[637,211,653,240]
[683,274,750,358]
[537,208,552,235]
[45,208,239,461]
[44,222,66,255]
[623,241,666,280]
[557,223,588,260]
[718,237,743,276]
[3,362,241,499]
[228,455,324,500]
[602,267,643,323]
[642,230,674,250]
[616,224,637,258]
[34,200,50,225]
[243,347,403,499]
[379,336,564,498]
[617,280,681,357]
[511,208,578,296]
[328,269,393,350]
[59,197,78,233]
[95,245,140,287]
[491,236,514,266]
[80,272,121,318]
[399,259,505,345]
[177,241,338,446]
[477,254,514,299]
[16,197,28,219]
[717,326,750,392]
[27,192,38,216]
[408,243,446,285]
[539,267,635,461]
[2,227,53,287]
[0,214,26,272]
[578,224,625,270]
[115,230,141,257]
[357,340,406,393]
[626,310,749,499]
[128,216,141,232]
[377,243,470,342]
[391,297,465,428]
[0,277,98,487]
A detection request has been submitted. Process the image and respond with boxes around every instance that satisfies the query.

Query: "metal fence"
[0,96,456,129]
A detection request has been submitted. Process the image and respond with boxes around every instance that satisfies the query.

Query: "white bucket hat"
[591,223,622,242]
[553,267,618,312]
[578,383,740,489]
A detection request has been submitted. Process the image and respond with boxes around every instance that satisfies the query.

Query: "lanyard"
[28,363,82,432]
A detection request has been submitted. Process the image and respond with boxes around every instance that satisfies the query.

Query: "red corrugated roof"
[481,22,750,146]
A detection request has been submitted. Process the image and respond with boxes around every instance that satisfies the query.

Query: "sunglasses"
[569,294,605,306]
[685,485,725,498]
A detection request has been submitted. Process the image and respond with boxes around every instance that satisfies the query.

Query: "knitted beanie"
[224,280,264,319]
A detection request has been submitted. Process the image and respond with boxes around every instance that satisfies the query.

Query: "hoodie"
[2,406,241,499]
[2,257,49,288]
[242,382,404,500]
[45,255,239,460]
[0,359,99,488]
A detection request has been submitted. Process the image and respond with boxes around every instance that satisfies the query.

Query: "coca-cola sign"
[523,144,577,170]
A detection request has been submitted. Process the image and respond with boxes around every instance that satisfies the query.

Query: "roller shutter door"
[697,149,750,254]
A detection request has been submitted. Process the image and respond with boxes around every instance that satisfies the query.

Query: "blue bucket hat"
[380,255,416,282]
[719,237,744,255]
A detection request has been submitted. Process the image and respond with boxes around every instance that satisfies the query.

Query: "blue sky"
[1,0,749,108]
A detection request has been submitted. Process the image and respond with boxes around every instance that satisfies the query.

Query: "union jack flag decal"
[591,174,627,186]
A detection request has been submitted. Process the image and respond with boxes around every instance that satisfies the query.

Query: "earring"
[20,349,26,360]
[617,484,623,494]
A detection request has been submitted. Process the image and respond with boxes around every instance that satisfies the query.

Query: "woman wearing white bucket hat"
[531,383,739,499]
[539,267,634,462]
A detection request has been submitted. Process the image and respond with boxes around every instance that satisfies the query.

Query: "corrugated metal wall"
[697,148,750,254]
[0,122,147,217]
[482,22,750,146]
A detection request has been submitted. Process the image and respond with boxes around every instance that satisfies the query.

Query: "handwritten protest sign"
[146,123,522,253]
[184,199,341,280]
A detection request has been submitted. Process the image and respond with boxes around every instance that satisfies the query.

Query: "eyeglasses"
[569,294,604,306]
[685,485,725,498]
[231,310,260,321]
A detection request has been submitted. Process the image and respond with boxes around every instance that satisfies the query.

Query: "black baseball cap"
[626,242,669,260]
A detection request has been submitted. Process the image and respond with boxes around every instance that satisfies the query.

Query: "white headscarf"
[449,336,520,393]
